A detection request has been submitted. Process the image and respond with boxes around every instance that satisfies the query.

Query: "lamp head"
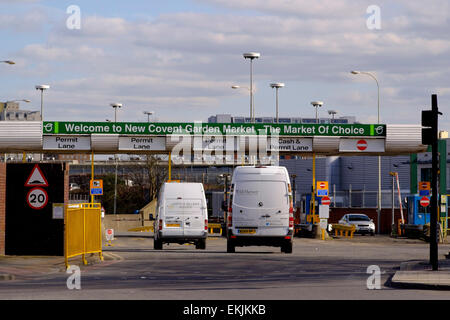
[311,101,323,107]
[350,70,360,75]
[243,52,260,59]
[110,103,122,108]
[270,83,285,89]
[35,85,50,91]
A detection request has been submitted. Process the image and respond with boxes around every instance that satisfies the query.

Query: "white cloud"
[0,8,48,32]
[3,1,450,128]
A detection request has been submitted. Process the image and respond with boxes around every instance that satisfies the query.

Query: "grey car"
[338,214,375,235]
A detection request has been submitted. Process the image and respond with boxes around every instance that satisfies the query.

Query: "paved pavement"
[390,259,450,289]
[1,233,450,298]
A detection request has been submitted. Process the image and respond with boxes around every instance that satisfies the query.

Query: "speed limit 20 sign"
[26,187,48,210]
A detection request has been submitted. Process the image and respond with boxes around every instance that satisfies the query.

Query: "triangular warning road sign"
[25,164,48,187]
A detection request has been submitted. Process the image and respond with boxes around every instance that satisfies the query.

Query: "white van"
[226,166,294,253]
[154,182,208,250]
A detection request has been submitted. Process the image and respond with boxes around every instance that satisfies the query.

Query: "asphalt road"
[0,234,450,300]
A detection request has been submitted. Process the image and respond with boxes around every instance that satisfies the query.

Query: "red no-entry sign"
[321,196,331,205]
[420,196,430,207]
[356,139,368,151]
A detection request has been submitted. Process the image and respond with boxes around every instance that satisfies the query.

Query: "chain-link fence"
[297,189,410,208]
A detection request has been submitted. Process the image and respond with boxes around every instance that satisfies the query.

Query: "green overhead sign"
[43,122,386,137]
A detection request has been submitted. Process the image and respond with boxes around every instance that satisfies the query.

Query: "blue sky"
[0,0,449,129]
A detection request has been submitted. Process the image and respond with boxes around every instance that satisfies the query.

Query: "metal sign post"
[422,94,442,271]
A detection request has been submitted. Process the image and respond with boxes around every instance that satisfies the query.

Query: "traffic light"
[421,110,437,145]
[421,95,441,145]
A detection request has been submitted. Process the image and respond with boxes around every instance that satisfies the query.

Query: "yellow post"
[91,151,94,204]
[82,206,88,265]
[64,204,69,269]
[22,152,26,163]
[311,153,316,218]
[168,151,172,180]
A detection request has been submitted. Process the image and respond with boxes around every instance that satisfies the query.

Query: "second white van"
[154,182,208,250]
[226,166,294,253]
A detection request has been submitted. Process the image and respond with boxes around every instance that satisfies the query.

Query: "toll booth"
[403,194,449,238]
[405,195,430,225]
[303,194,327,224]
[294,194,326,237]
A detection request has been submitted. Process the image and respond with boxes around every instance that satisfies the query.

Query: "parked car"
[154,182,208,250]
[338,213,375,235]
[226,166,294,253]
[69,183,80,191]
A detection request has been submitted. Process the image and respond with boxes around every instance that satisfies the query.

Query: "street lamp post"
[35,85,49,162]
[270,83,285,123]
[243,52,260,123]
[311,101,324,124]
[328,110,337,122]
[110,103,122,122]
[351,70,381,234]
[110,103,122,215]
[309,101,323,227]
[35,85,50,121]
[143,111,154,123]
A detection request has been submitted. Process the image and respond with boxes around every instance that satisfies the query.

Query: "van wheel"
[154,238,163,250]
[196,239,206,250]
[227,241,235,253]
[281,241,293,254]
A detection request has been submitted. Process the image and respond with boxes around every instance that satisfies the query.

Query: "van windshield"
[233,181,287,208]
[166,199,203,213]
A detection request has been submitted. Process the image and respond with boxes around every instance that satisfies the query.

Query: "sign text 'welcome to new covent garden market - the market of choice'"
[43,122,386,137]
[41,121,386,152]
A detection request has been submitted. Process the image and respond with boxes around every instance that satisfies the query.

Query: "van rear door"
[165,197,205,236]
[164,198,185,236]
[181,198,205,237]
[255,181,289,228]
[233,180,289,230]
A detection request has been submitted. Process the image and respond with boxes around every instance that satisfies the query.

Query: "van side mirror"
[149,214,155,221]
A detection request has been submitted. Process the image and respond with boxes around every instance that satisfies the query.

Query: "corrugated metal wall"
[281,155,410,192]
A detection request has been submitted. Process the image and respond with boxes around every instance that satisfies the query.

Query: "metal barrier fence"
[331,224,356,238]
[65,203,103,269]
[208,223,223,236]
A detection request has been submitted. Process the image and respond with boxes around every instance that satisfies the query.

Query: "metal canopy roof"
[0,121,427,156]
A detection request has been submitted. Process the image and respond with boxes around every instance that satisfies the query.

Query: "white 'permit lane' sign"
[118,136,166,151]
[43,136,91,150]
